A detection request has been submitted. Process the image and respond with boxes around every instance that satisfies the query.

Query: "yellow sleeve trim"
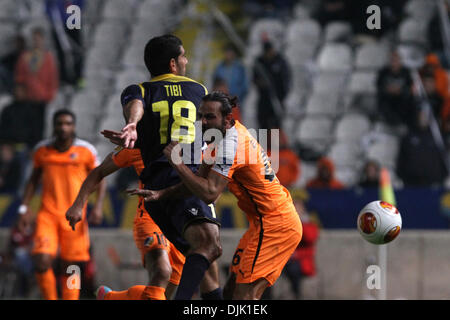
[138,83,145,98]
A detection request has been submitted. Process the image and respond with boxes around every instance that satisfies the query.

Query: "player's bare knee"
[145,250,172,282]
[154,261,172,282]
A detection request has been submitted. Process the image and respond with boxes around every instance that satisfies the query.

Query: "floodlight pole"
[378,244,387,300]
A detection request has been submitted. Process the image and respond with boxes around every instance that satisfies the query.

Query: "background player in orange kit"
[17,109,106,300]
[131,92,303,300]
[66,146,222,300]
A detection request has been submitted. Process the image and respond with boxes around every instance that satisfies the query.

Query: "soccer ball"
[357,200,402,245]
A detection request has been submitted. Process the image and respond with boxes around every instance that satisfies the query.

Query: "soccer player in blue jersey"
[101,35,222,300]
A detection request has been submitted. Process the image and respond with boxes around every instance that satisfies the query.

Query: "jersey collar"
[150,73,192,83]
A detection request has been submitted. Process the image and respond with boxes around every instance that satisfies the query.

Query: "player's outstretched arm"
[164,142,229,204]
[66,153,120,230]
[17,167,42,232]
[101,99,144,148]
[88,173,107,226]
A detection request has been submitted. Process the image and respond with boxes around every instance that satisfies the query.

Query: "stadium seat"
[286,45,317,67]
[99,113,125,134]
[92,21,127,45]
[323,22,352,43]
[138,0,176,21]
[284,91,305,117]
[94,141,115,163]
[285,19,321,47]
[0,0,19,20]
[347,71,377,96]
[312,72,348,93]
[397,44,426,69]
[0,23,19,57]
[367,140,399,169]
[115,69,149,91]
[296,117,333,150]
[317,43,353,72]
[355,42,389,70]
[69,90,104,116]
[404,0,436,22]
[85,41,121,70]
[102,0,136,20]
[335,114,371,142]
[293,3,311,19]
[305,92,341,117]
[327,142,362,168]
[397,18,428,46]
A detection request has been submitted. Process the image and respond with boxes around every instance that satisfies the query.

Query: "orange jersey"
[111,147,186,285]
[210,120,294,218]
[33,138,99,216]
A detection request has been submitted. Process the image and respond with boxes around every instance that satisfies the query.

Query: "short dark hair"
[202,91,238,117]
[53,109,76,125]
[144,35,183,77]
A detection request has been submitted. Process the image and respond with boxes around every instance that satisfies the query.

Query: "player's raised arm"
[88,172,107,226]
[101,84,145,149]
[66,153,120,230]
[164,142,229,204]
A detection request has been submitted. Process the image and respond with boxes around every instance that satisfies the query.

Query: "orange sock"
[141,286,166,300]
[104,285,147,300]
[61,274,80,300]
[35,269,58,300]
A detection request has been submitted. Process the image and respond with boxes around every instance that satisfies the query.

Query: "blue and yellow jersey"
[120,73,207,183]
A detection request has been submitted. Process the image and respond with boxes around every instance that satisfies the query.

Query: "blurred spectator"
[396,110,448,186]
[274,131,300,188]
[15,27,59,146]
[253,41,291,129]
[307,157,344,189]
[315,0,350,26]
[212,77,242,123]
[7,218,34,298]
[419,54,449,102]
[213,44,248,104]
[427,1,450,69]
[0,84,33,145]
[358,160,380,188]
[420,72,445,120]
[0,35,26,94]
[45,0,85,87]
[283,192,319,300]
[0,143,22,193]
[376,51,414,128]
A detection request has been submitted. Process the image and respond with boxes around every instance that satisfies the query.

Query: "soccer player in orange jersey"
[17,109,106,300]
[65,146,222,300]
[131,92,303,300]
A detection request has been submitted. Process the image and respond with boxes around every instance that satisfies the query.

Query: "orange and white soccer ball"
[357,200,402,245]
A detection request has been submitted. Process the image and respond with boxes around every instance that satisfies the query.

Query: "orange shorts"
[133,210,185,286]
[32,210,90,262]
[230,202,303,286]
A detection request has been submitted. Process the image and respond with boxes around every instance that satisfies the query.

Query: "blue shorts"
[142,164,220,254]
